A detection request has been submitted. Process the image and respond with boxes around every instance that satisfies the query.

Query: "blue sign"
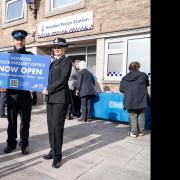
[91,92,128,122]
[0,53,50,92]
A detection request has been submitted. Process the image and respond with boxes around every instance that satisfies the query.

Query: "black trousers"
[73,95,81,117]
[47,103,68,159]
[0,92,7,116]
[7,99,32,148]
[81,95,94,122]
[67,90,75,118]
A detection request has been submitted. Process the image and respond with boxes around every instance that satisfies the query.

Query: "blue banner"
[0,53,50,92]
[91,92,128,122]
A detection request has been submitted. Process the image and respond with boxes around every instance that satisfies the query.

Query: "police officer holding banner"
[4,30,36,155]
[42,37,72,168]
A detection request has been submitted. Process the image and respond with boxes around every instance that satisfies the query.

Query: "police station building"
[0,0,150,95]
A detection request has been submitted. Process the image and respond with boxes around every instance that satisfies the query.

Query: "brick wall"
[0,0,150,49]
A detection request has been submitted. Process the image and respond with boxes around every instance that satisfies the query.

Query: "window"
[66,45,96,75]
[127,37,151,76]
[104,34,150,81]
[104,39,127,80]
[45,0,85,17]
[87,54,96,75]
[107,54,123,77]
[6,0,24,22]
[2,0,27,28]
[52,0,81,9]
[108,42,123,50]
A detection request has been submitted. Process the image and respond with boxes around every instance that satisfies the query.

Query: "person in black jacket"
[120,62,149,138]
[4,30,35,155]
[76,61,96,122]
[42,37,72,168]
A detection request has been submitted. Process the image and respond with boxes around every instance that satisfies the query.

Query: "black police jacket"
[45,55,72,104]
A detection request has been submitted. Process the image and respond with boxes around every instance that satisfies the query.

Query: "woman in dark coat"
[120,62,149,137]
[42,37,72,168]
[76,61,96,122]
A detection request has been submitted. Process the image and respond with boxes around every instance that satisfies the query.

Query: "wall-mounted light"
[26,0,37,19]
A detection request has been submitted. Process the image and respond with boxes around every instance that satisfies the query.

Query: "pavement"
[0,104,150,180]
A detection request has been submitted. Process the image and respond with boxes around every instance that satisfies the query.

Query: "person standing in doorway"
[42,37,72,168]
[120,61,150,137]
[4,30,34,155]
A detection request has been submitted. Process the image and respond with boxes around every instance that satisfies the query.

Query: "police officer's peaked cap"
[11,30,28,40]
[52,37,73,48]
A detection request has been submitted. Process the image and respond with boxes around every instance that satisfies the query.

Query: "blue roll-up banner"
[0,53,51,92]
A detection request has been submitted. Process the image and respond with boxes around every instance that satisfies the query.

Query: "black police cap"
[11,30,28,40]
[52,38,73,48]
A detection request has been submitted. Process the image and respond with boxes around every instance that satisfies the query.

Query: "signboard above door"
[38,11,93,38]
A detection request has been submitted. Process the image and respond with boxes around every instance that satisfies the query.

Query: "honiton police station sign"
[0,53,50,92]
[38,11,93,38]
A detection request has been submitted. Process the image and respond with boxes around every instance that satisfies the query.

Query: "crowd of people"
[0,29,150,168]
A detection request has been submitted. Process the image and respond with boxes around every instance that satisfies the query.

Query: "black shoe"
[67,115,73,120]
[87,117,93,122]
[22,146,29,155]
[76,112,81,118]
[52,159,61,168]
[0,114,7,118]
[4,146,16,154]
[43,151,53,160]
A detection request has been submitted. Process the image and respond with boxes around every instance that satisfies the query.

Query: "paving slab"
[0,104,150,180]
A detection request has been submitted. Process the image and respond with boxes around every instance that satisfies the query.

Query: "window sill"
[102,80,120,84]
[2,18,28,29]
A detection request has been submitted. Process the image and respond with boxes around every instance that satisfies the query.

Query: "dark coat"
[7,47,34,107]
[120,70,149,109]
[45,55,72,104]
[76,69,96,98]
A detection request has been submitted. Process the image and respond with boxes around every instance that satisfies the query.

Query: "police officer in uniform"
[4,30,35,155]
[42,37,72,168]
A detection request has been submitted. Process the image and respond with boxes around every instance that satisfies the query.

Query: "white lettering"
[10,56,32,61]
[0,66,18,73]
[21,68,42,75]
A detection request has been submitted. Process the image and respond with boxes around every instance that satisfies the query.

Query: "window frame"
[104,34,150,81]
[2,0,27,28]
[104,38,127,81]
[6,0,24,23]
[51,0,81,11]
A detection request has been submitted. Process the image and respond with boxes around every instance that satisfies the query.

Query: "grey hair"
[79,60,87,70]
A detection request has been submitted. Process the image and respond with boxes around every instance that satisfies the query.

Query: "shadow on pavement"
[62,121,129,165]
[0,120,129,176]
[0,155,42,178]
[0,128,6,133]
[31,104,47,115]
